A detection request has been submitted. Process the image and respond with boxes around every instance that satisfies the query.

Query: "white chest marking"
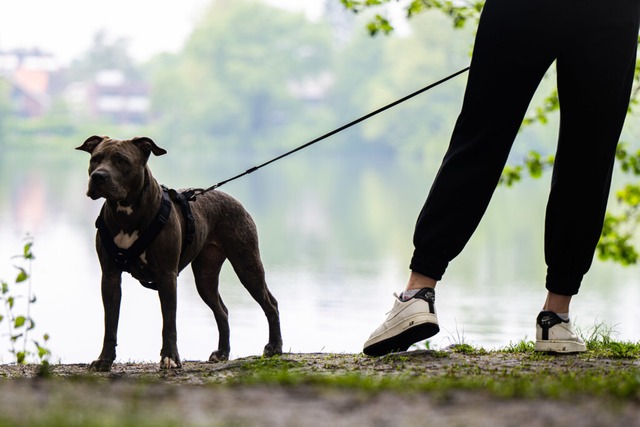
[113,231,148,265]
[113,230,139,249]
[116,203,134,215]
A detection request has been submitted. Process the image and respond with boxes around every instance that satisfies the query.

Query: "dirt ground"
[1,351,640,427]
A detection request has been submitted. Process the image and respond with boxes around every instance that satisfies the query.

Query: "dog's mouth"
[87,186,108,200]
[88,187,128,201]
[87,174,127,201]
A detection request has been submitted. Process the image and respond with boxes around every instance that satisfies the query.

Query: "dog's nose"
[91,170,110,184]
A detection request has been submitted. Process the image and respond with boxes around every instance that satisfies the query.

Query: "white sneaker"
[535,311,586,353]
[363,288,439,356]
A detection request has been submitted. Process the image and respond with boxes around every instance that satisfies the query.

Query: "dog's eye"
[114,156,130,167]
[90,155,101,164]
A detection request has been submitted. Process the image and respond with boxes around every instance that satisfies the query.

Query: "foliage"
[0,237,51,364]
[325,10,471,159]
[147,0,334,150]
[340,0,483,35]
[499,151,555,187]
[141,0,473,161]
[596,144,640,264]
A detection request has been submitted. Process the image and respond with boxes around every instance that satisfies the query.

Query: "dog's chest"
[113,230,159,280]
[113,230,140,250]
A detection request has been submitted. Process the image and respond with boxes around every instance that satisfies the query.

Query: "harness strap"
[96,189,172,275]
[96,187,197,292]
[166,187,196,254]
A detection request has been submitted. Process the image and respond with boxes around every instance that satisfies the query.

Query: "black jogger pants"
[410,0,640,295]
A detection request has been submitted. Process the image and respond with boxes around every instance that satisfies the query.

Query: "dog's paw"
[208,350,230,362]
[159,356,182,370]
[263,342,283,357]
[89,359,114,372]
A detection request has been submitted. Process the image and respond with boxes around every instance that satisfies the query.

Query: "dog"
[77,135,283,371]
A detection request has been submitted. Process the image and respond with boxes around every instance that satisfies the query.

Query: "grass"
[581,323,640,358]
[228,353,640,399]
[222,332,640,400]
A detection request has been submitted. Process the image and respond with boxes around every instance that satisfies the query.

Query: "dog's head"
[76,135,167,201]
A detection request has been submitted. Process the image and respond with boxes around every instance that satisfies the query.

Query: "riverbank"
[1,346,640,426]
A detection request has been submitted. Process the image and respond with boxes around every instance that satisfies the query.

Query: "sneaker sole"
[534,340,587,354]
[363,315,439,357]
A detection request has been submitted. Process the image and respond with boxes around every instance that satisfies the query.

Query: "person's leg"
[405,271,437,292]
[364,0,557,356]
[543,292,572,315]
[544,0,640,297]
[535,0,640,353]
[410,0,556,281]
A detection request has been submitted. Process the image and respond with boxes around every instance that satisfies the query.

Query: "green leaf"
[1,281,7,294]
[16,351,26,364]
[499,165,523,187]
[15,268,28,283]
[597,212,639,265]
[616,184,640,207]
[23,242,34,260]
[14,316,26,328]
[37,344,51,359]
[340,0,368,12]
[366,14,394,36]
[407,0,427,17]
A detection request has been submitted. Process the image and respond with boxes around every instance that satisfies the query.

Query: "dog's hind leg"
[191,243,231,362]
[227,249,283,357]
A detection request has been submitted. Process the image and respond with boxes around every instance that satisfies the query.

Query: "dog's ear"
[76,135,107,153]
[131,136,167,157]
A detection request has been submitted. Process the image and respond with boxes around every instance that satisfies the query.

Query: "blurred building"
[0,49,150,124]
[64,69,150,124]
[0,49,57,117]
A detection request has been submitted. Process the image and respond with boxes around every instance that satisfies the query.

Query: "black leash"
[191,66,470,197]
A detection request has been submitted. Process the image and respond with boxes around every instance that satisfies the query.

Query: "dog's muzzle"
[88,170,122,200]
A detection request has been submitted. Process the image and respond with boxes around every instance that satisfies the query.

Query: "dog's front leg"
[89,272,122,372]
[158,274,182,369]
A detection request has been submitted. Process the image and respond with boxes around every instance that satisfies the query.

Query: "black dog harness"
[95,187,196,290]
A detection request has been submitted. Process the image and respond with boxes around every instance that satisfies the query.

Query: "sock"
[400,289,419,301]
[542,309,569,321]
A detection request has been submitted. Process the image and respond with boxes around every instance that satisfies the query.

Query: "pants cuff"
[545,270,582,296]
[409,249,448,281]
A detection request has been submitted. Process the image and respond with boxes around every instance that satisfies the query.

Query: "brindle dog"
[77,135,282,371]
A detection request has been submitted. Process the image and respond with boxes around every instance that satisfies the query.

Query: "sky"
[0,0,325,66]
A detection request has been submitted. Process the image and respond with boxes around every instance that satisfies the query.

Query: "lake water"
[2,140,640,364]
